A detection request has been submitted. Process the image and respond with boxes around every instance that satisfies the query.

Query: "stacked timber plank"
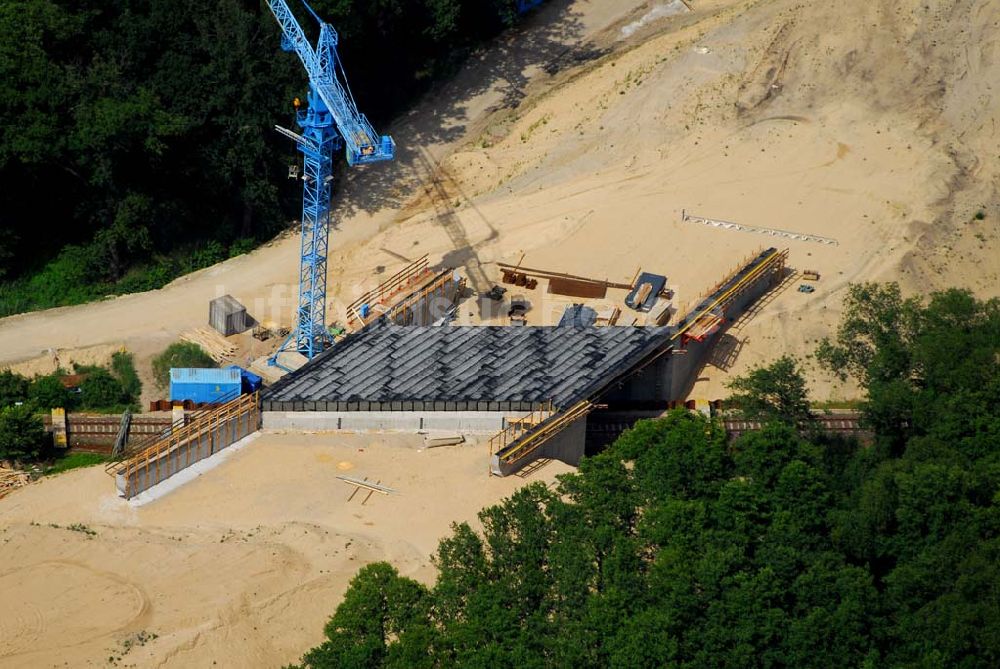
[0,467,30,500]
[180,328,238,362]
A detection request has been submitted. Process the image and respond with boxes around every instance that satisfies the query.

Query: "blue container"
[225,365,263,394]
[169,368,242,404]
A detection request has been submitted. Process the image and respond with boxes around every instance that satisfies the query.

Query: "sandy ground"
[2,0,997,403]
[0,432,573,667]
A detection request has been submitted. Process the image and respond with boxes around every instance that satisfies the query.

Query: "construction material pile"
[180,328,239,362]
[0,466,30,500]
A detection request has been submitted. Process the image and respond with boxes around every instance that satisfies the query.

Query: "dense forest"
[292,284,1000,668]
[0,0,531,316]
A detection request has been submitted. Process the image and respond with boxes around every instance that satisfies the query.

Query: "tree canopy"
[292,285,1000,668]
[0,0,536,316]
[726,354,812,427]
[0,404,47,462]
[2,352,142,416]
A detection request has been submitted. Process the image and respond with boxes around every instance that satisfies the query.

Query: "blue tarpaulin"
[226,365,263,393]
[625,273,667,312]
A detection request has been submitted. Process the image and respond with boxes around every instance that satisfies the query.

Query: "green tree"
[727,355,813,426]
[732,423,819,488]
[291,287,1000,669]
[0,0,537,318]
[818,284,1000,451]
[151,342,216,389]
[28,374,72,410]
[615,410,731,502]
[298,563,431,669]
[0,403,46,461]
[816,282,920,385]
[0,369,29,409]
[79,369,127,410]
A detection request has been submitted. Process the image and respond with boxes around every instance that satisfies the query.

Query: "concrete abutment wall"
[263,410,515,433]
[116,407,258,498]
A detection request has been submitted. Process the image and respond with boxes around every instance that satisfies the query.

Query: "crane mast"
[266,0,395,366]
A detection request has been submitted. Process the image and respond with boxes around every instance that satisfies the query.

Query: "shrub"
[28,374,74,411]
[110,351,142,403]
[0,370,30,409]
[0,404,46,462]
[23,245,105,308]
[228,238,257,258]
[151,342,215,389]
[79,369,127,410]
[186,241,226,272]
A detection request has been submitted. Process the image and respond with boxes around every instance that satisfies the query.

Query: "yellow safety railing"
[346,255,432,327]
[488,400,555,456]
[495,400,595,466]
[113,392,260,497]
[672,248,787,341]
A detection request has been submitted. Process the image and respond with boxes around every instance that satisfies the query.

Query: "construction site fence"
[113,392,260,499]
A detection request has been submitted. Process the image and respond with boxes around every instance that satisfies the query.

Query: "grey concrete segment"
[538,414,587,466]
[262,411,510,433]
[262,325,675,408]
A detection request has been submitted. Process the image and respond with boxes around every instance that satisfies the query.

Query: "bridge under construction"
[107,247,790,499]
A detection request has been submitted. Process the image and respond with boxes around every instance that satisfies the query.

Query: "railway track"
[586,412,870,444]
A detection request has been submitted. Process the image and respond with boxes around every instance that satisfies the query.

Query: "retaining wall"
[116,406,258,498]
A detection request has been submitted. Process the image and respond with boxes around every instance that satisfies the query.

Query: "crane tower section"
[266,0,395,364]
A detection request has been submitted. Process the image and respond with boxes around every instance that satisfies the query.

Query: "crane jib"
[265,0,393,164]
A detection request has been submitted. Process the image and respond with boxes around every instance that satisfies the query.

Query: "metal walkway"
[673,247,788,344]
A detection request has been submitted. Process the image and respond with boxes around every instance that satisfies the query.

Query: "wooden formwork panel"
[115,393,260,499]
[547,277,608,299]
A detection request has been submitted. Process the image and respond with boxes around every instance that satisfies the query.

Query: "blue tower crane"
[265,0,395,366]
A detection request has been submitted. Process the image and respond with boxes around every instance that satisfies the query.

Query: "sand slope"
[0,433,573,667]
[0,0,653,404]
[2,0,996,401]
